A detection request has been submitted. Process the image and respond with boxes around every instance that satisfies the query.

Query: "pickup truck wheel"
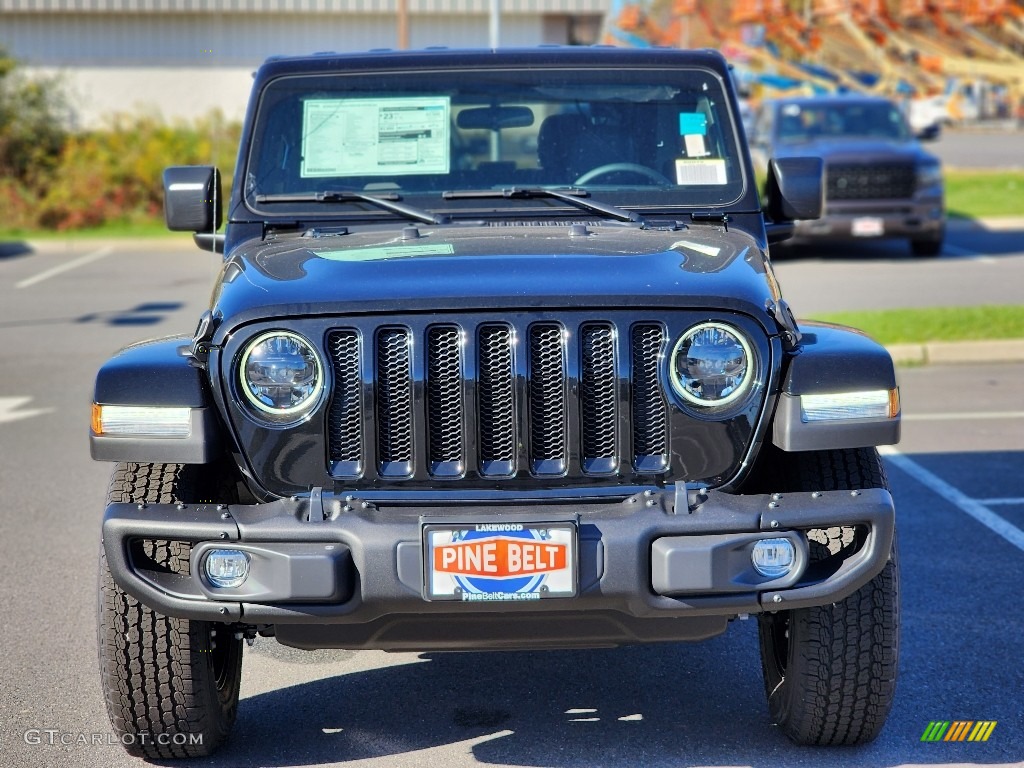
[97,463,242,758]
[910,233,943,257]
[756,448,899,745]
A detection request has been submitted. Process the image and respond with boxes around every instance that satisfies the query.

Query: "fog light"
[751,539,795,579]
[204,549,250,588]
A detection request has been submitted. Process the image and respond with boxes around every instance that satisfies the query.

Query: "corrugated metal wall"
[1,0,606,12]
[2,12,580,65]
[1,3,606,123]
[3,12,591,124]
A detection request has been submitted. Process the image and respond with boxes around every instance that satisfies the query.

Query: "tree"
[0,47,69,183]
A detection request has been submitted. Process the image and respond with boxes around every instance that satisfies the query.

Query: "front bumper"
[102,485,895,650]
[793,194,944,241]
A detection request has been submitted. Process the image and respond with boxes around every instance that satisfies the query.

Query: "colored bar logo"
[921,721,997,742]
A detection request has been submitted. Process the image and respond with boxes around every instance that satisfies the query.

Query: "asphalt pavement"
[0,234,1022,768]
[926,125,1024,170]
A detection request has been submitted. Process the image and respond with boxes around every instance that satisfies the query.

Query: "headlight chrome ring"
[669,322,754,408]
[239,331,325,420]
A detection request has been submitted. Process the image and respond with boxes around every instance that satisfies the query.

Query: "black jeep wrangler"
[92,47,900,758]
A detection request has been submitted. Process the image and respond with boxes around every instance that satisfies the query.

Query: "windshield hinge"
[766,299,801,351]
[188,310,220,367]
[302,226,350,238]
[690,212,729,229]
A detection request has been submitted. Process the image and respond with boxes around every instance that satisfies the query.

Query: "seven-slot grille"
[826,161,916,201]
[326,318,670,482]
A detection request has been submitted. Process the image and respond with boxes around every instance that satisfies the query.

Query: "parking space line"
[15,246,114,289]
[880,446,1024,554]
[976,498,1024,506]
[904,411,1024,421]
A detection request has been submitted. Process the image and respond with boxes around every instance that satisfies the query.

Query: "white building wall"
[1,11,583,125]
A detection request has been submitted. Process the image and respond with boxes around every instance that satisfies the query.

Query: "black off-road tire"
[97,463,243,759]
[756,448,899,746]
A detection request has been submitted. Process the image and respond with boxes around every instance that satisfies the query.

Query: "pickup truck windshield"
[775,101,910,143]
[245,65,746,217]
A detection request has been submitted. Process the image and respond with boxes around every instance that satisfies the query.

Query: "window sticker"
[675,158,728,185]
[683,134,708,158]
[301,97,450,178]
[678,112,707,136]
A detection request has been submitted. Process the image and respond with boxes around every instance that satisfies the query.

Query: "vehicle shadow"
[0,241,32,260]
[0,302,185,330]
[772,219,1024,262]
[151,449,1023,768]
[179,592,1018,767]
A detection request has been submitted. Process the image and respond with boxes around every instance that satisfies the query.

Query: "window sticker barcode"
[675,158,727,185]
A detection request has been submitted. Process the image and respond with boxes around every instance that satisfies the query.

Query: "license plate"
[423,522,577,602]
[851,217,884,237]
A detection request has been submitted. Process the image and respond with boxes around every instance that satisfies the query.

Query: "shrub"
[36,112,241,231]
[2,49,243,233]
[0,49,69,185]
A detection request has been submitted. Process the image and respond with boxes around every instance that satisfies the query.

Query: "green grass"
[945,170,1024,220]
[0,219,173,241]
[807,305,1024,345]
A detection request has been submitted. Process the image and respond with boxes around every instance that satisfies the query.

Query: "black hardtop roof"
[255,46,733,81]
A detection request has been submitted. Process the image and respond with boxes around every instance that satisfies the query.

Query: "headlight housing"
[239,331,324,421]
[916,160,943,189]
[669,322,754,407]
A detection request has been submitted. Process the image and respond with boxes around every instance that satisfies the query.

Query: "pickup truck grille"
[826,162,916,200]
[325,316,671,482]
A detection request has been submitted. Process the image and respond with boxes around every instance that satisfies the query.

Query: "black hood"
[209,222,782,339]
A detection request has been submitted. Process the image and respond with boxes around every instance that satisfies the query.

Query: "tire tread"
[97,463,240,759]
[758,448,899,746]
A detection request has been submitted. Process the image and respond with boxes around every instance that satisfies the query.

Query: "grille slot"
[477,324,516,477]
[376,327,414,477]
[826,162,916,200]
[426,325,464,477]
[326,329,363,477]
[324,316,680,484]
[528,323,568,475]
[580,323,618,474]
[631,324,669,472]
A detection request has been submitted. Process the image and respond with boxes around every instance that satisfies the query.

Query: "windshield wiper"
[255,190,448,225]
[442,187,645,225]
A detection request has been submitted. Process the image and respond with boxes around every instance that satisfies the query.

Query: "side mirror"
[163,166,223,233]
[916,123,941,141]
[765,156,824,222]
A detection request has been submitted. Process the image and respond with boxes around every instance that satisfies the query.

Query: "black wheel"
[756,448,899,745]
[97,463,242,758]
[910,233,943,257]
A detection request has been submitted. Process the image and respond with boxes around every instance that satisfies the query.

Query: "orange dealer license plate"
[423,522,577,602]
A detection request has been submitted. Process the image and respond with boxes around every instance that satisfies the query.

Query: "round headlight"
[669,322,754,407]
[239,331,324,418]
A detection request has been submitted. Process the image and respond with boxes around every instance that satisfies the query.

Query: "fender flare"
[772,322,900,452]
[90,336,224,463]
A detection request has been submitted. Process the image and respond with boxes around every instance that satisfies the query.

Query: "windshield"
[245,66,747,218]
[775,101,910,143]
